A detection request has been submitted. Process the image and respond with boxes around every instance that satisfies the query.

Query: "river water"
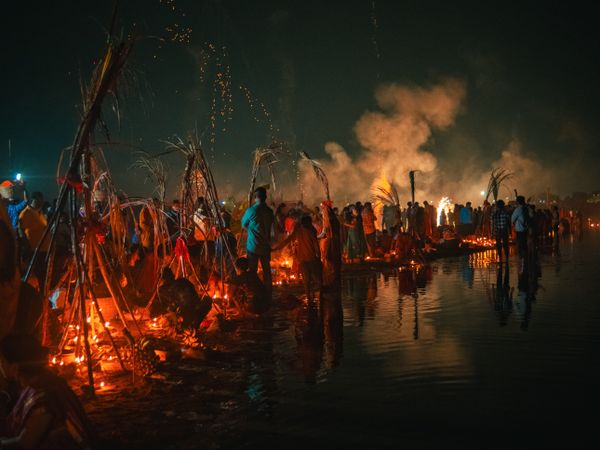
[224,234,600,449]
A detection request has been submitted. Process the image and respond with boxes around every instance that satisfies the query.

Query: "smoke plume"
[299,79,563,207]
[300,79,466,204]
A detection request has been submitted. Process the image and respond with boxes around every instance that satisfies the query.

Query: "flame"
[437,196,452,227]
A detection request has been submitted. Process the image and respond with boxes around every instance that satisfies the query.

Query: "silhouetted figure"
[242,187,274,293]
[491,200,511,262]
[319,202,342,289]
[512,196,529,272]
[273,215,322,300]
[551,206,560,255]
[229,257,271,315]
[154,268,212,330]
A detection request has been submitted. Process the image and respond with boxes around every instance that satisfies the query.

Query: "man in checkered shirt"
[491,200,511,261]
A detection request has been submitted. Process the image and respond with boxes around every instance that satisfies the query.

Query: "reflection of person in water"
[228,257,271,315]
[293,304,323,384]
[398,268,417,296]
[516,250,540,330]
[416,265,433,289]
[365,274,378,321]
[460,256,475,289]
[492,265,513,326]
[240,314,278,416]
[347,277,367,326]
[320,292,344,369]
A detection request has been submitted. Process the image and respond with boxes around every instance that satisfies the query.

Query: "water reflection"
[291,292,345,383]
[293,302,323,384]
[321,293,343,369]
[232,238,599,449]
[242,316,279,415]
[490,265,513,326]
[516,256,541,330]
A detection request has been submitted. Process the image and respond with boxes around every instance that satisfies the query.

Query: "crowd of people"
[0,176,589,448]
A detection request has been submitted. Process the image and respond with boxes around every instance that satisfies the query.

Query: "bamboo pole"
[71,191,95,395]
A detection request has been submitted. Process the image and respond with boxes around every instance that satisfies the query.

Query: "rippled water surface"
[227,235,600,449]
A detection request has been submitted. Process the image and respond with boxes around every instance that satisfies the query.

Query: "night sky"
[1,1,599,199]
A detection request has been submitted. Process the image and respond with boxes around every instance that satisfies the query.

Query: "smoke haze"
[299,79,565,207]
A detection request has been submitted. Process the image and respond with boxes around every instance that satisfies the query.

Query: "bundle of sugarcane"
[248,143,282,206]
[372,180,400,207]
[485,168,513,203]
[132,151,168,206]
[163,136,203,235]
[25,22,135,283]
[186,134,222,226]
[90,149,129,272]
[163,133,235,292]
[299,151,330,201]
[24,10,136,394]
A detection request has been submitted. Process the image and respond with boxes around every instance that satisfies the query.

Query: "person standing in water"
[241,187,274,293]
[512,196,529,272]
[273,215,322,300]
[319,200,342,288]
[491,200,511,263]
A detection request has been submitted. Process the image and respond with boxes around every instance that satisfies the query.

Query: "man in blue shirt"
[459,201,474,235]
[241,187,274,293]
[4,182,28,231]
[511,195,529,266]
